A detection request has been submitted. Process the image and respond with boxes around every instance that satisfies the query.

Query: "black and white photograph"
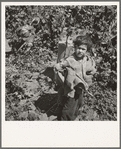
[2,1,120,148]
[5,4,118,121]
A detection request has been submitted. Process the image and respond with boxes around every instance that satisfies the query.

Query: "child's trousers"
[57,88,84,121]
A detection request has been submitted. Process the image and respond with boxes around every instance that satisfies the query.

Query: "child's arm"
[86,57,96,75]
[54,59,69,71]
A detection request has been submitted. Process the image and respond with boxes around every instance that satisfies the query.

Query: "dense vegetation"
[5,5,117,121]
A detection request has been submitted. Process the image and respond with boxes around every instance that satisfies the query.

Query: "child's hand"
[54,63,63,71]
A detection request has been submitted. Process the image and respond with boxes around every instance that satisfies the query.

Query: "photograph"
[2,1,120,148]
[5,4,118,121]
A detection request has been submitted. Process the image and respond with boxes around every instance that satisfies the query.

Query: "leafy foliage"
[5,5,117,121]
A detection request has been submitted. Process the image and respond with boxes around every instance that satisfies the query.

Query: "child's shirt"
[55,52,96,96]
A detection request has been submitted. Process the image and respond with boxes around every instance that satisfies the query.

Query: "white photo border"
[1,1,120,148]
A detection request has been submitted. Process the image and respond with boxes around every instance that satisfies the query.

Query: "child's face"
[75,44,87,58]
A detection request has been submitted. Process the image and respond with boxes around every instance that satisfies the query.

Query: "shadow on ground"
[35,66,62,118]
[34,93,61,117]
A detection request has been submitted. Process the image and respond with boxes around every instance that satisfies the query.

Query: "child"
[54,34,96,120]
